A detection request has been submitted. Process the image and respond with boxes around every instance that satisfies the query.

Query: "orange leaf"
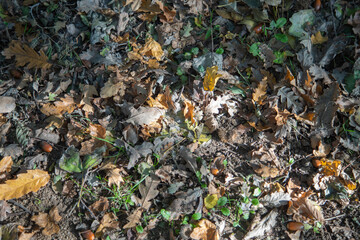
[203,66,222,91]
[184,100,195,124]
[0,169,50,200]
[139,37,164,61]
[285,65,296,86]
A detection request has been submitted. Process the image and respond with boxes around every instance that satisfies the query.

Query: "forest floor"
[0,0,360,240]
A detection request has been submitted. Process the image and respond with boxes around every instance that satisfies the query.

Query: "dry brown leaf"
[254,164,281,178]
[0,200,11,221]
[147,95,168,109]
[285,66,296,86]
[287,190,324,223]
[156,0,176,22]
[252,77,268,105]
[100,79,125,98]
[274,105,291,125]
[123,207,143,229]
[125,0,142,11]
[164,85,175,110]
[0,169,50,200]
[139,37,164,61]
[31,206,62,236]
[313,141,331,157]
[0,156,12,174]
[95,212,119,237]
[190,219,220,240]
[311,31,328,45]
[80,84,98,113]
[40,95,77,116]
[100,163,125,187]
[138,175,160,210]
[89,123,106,139]
[137,0,161,13]
[2,40,52,69]
[184,100,195,125]
[89,197,109,215]
[203,66,222,91]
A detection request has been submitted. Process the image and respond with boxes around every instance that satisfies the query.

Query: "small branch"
[325,214,346,221]
[8,199,32,215]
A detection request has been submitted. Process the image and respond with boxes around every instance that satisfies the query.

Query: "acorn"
[312,159,321,168]
[211,168,219,176]
[81,230,95,240]
[40,141,53,153]
[254,23,264,34]
[314,0,321,11]
[287,221,304,231]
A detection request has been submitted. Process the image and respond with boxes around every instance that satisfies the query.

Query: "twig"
[8,199,32,215]
[77,169,90,208]
[80,199,98,221]
[324,214,346,221]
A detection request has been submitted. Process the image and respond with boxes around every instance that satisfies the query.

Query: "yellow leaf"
[0,169,50,200]
[190,219,220,240]
[203,66,222,91]
[311,31,328,45]
[204,194,218,209]
[319,159,341,176]
[2,40,52,69]
[139,37,164,61]
[0,156,12,174]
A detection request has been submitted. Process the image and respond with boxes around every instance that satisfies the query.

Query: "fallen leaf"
[123,207,143,229]
[80,84,98,112]
[40,95,77,116]
[0,169,50,200]
[89,197,109,215]
[243,210,278,240]
[252,76,268,105]
[0,96,16,114]
[285,65,296,86]
[254,164,281,178]
[311,31,328,44]
[0,156,12,174]
[184,100,195,125]
[204,194,218,209]
[31,206,62,236]
[95,212,119,237]
[0,200,11,221]
[139,37,164,61]
[2,40,52,69]
[100,162,125,187]
[190,219,220,240]
[125,0,142,11]
[203,66,222,91]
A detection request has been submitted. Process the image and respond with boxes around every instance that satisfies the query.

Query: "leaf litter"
[0,0,359,239]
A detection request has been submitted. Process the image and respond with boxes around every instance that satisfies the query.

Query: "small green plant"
[249,42,261,57]
[192,212,202,220]
[48,92,57,101]
[136,225,144,233]
[215,47,224,54]
[161,209,171,221]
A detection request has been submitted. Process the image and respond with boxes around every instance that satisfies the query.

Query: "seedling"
[192,212,202,220]
[161,209,171,221]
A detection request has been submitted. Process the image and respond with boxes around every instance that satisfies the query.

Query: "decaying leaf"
[0,169,50,200]
[254,164,281,178]
[287,190,324,223]
[139,37,164,61]
[260,192,291,208]
[80,84,98,112]
[40,95,77,116]
[190,219,220,240]
[0,200,11,221]
[123,207,143,229]
[243,210,278,240]
[31,206,62,236]
[184,100,196,124]
[89,197,109,215]
[203,66,222,91]
[0,156,12,174]
[311,31,328,45]
[252,76,268,105]
[95,212,119,237]
[100,162,125,187]
[2,40,52,69]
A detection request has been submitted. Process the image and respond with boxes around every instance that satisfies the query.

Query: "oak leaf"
[190,219,220,240]
[2,40,52,69]
[203,66,222,91]
[0,169,50,200]
[40,95,77,116]
[252,76,268,105]
[31,206,62,236]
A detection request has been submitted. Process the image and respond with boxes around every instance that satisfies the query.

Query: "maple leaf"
[190,219,220,240]
[31,206,62,236]
[2,40,52,69]
[203,66,222,91]
[0,169,50,200]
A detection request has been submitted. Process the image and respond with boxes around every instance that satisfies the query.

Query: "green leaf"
[184,52,192,60]
[48,92,57,101]
[273,51,285,64]
[161,209,171,220]
[275,18,287,28]
[274,33,288,43]
[82,145,106,170]
[242,212,250,220]
[217,196,228,207]
[251,198,259,206]
[229,86,246,97]
[344,74,355,93]
[192,212,202,220]
[249,42,261,57]
[58,146,82,173]
[216,48,224,54]
[221,207,230,216]
[182,22,193,37]
[191,47,199,55]
[136,225,144,233]
[182,216,189,225]
[253,187,261,197]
